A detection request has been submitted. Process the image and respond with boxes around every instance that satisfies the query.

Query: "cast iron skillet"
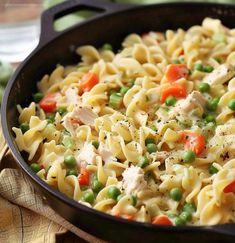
[2,0,235,242]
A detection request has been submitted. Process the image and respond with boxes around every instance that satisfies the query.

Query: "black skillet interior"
[2,0,235,242]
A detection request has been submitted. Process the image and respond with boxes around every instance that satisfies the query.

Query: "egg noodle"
[13,18,235,226]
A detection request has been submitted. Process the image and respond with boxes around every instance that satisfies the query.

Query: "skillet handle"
[39,0,133,46]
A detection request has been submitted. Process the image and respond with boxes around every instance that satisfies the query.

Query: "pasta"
[13,18,235,226]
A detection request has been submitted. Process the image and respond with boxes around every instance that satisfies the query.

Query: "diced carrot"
[166,64,189,82]
[180,131,205,156]
[79,71,99,94]
[223,180,235,194]
[179,49,184,55]
[152,215,173,225]
[161,84,187,103]
[39,92,61,113]
[78,168,90,186]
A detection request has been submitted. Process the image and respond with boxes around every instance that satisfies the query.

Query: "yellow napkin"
[0,127,106,243]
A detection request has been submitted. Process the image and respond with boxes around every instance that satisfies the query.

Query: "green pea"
[228,99,235,111]
[57,107,67,116]
[194,63,204,72]
[169,188,182,201]
[117,194,124,202]
[205,114,216,124]
[165,96,176,106]
[64,155,76,168]
[102,43,112,51]
[120,86,130,95]
[203,65,214,73]
[92,140,99,149]
[66,169,78,176]
[180,211,192,222]
[83,191,95,204]
[145,138,155,145]
[20,122,29,134]
[107,186,121,200]
[207,97,220,111]
[30,163,41,173]
[182,150,196,163]
[183,203,196,213]
[199,82,210,93]
[33,92,44,103]
[138,156,149,168]
[174,216,186,226]
[131,195,137,206]
[146,143,157,153]
[172,59,181,64]
[92,180,104,193]
[208,164,219,175]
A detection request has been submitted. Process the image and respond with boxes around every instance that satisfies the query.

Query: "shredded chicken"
[77,142,97,165]
[76,107,98,127]
[98,142,117,164]
[62,114,79,136]
[169,91,206,118]
[122,165,147,195]
[180,91,206,113]
[65,87,82,105]
[62,106,98,136]
[204,64,235,85]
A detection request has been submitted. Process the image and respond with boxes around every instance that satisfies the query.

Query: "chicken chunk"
[62,114,79,136]
[77,142,97,165]
[98,142,117,164]
[178,91,206,113]
[122,165,147,195]
[62,106,98,136]
[65,87,82,105]
[204,64,235,85]
[169,91,206,119]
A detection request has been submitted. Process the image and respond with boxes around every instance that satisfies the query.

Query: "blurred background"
[0,0,235,105]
